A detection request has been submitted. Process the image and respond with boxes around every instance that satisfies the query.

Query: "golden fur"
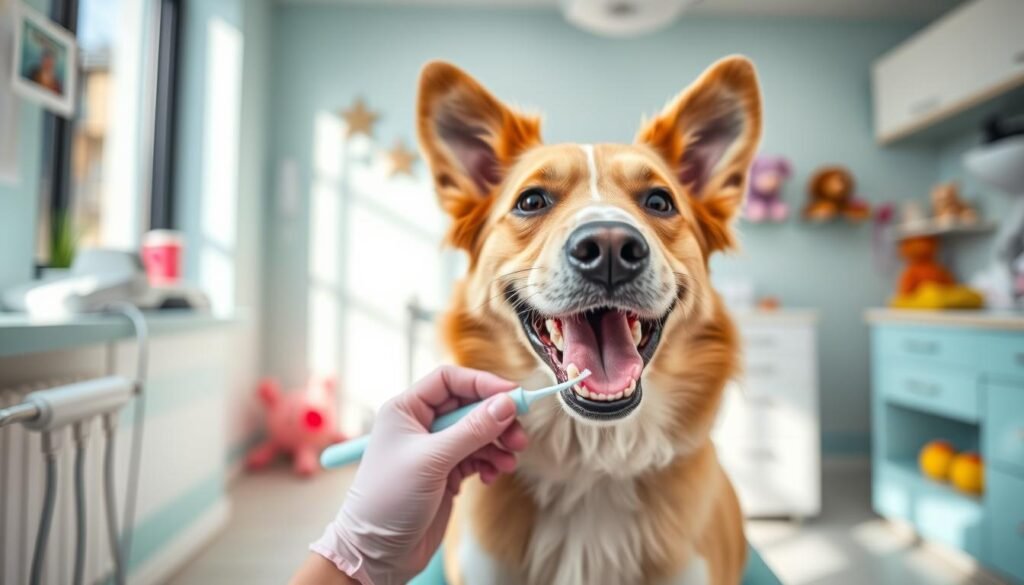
[417,56,762,585]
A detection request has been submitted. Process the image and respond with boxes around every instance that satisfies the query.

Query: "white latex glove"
[310,366,528,585]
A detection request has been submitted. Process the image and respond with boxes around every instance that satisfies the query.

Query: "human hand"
[309,366,528,585]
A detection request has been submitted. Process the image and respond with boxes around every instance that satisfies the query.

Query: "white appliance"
[561,0,702,37]
[712,310,821,519]
[2,249,209,318]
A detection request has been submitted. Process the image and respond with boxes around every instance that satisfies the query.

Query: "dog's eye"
[642,188,676,216]
[514,188,552,216]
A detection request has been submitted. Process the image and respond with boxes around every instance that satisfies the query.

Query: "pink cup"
[142,230,184,286]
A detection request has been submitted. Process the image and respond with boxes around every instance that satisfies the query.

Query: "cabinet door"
[986,469,1024,582]
[985,380,1024,474]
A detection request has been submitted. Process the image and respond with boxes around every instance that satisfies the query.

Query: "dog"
[416,55,762,585]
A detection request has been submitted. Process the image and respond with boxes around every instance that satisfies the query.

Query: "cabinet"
[713,310,820,519]
[867,309,1024,584]
[871,0,1024,144]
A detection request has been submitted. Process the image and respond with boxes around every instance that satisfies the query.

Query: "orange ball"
[949,452,984,495]
[919,440,955,481]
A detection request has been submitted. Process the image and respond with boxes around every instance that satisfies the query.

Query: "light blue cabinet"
[867,309,1024,584]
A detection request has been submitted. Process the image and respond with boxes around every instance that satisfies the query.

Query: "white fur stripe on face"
[581,144,600,201]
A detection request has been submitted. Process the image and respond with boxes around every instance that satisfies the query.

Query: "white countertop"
[864,308,1024,330]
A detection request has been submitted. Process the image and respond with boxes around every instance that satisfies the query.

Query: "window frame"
[38,0,184,268]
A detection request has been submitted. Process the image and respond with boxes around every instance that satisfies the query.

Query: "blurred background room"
[1,0,1023,583]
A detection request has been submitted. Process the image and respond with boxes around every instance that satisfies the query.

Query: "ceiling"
[276,0,965,22]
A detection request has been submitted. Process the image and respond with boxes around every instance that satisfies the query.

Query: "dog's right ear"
[417,61,542,250]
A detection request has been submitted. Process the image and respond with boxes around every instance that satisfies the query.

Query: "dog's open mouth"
[509,290,670,421]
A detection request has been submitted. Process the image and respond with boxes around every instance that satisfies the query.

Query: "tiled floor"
[168,462,1005,585]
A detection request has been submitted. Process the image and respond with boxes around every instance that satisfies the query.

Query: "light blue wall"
[266,6,937,453]
[0,0,48,290]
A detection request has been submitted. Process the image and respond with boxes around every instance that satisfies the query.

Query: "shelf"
[888,458,982,505]
[0,310,240,358]
[890,221,996,241]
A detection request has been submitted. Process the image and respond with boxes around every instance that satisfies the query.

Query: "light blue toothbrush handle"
[430,402,482,432]
[319,435,370,469]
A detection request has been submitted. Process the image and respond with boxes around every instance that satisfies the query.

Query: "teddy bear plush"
[803,166,871,222]
[744,155,792,222]
[930,182,978,226]
[246,376,347,477]
[891,235,983,309]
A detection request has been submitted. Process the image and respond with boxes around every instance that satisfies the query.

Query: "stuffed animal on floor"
[931,182,978,226]
[246,376,346,477]
[744,155,792,222]
[891,235,984,309]
[803,166,871,222]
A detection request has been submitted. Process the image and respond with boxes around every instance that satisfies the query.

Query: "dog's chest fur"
[459,473,708,585]
[458,372,708,585]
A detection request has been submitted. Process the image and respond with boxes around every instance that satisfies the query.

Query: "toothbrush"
[319,369,591,469]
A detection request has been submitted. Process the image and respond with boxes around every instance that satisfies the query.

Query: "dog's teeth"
[573,384,590,399]
[611,391,623,401]
[631,320,642,346]
[625,379,636,397]
[565,363,580,379]
[546,319,565,351]
[590,392,605,401]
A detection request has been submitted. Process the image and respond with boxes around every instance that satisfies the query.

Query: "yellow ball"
[919,440,955,481]
[949,452,984,495]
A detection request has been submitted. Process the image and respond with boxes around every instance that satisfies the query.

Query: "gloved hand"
[310,366,528,585]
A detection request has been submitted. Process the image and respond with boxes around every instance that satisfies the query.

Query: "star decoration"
[340,98,379,138]
[385,139,418,177]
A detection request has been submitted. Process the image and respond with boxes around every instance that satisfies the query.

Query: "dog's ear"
[636,56,762,251]
[417,61,542,250]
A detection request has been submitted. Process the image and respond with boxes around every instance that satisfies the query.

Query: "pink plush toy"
[246,376,346,477]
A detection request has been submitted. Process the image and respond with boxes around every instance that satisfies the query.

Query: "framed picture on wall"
[10,2,77,118]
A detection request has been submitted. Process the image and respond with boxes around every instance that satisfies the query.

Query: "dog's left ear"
[417,61,542,251]
[636,56,762,251]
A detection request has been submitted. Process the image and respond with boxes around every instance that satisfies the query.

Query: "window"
[37,0,181,267]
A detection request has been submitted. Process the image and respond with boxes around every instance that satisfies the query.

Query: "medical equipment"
[2,249,209,317]
[0,304,148,585]
[319,369,592,469]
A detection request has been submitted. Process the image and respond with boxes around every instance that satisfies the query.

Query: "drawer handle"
[904,339,939,355]
[905,379,940,397]
[746,365,777,377]
[747,395,776,408]
[1014,353,1024,366]
[747,448,775,461]
[745,336,776,348]
[909,97,940,115]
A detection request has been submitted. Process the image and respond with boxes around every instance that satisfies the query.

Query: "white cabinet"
[872,0,1024,144]
[713,310,820,519]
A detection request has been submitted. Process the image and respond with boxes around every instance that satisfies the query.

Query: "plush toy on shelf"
[802,166,871,223]
[246,376,347,477]
[931,182,978,226]
[744,155,792,222]
[891,235,984,309]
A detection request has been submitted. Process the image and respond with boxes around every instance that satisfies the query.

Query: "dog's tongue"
[561,311,642,396]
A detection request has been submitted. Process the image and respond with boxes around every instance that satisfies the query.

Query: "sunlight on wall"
[199,17,243,314]
[306,109,452,429]
[307,111,344,376]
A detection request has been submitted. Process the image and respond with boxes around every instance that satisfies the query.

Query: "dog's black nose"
[565,221,649,289]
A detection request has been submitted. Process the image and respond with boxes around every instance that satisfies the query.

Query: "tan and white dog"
[416,56,763,585]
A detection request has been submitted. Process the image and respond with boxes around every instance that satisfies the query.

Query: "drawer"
[741,325,813,358]
[874,327,980,370]
[984,333,1024,379]
[986,469,1024,582]
[713,381,816,442]
[985,381,1024,474]
[716,434,820,517]
[878,364,979,422]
